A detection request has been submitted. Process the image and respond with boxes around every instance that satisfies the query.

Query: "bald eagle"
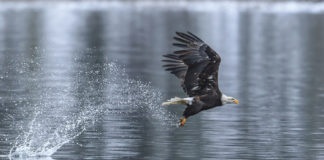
[162,32,239,127]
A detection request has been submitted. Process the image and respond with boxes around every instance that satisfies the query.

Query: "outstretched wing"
[162,32,221,96]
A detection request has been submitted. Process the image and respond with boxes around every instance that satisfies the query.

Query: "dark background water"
[1,1,324,160]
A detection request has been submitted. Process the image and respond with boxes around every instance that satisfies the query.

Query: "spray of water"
[8,58,178,158]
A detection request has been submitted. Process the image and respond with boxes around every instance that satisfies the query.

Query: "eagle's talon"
[179,117,186,127]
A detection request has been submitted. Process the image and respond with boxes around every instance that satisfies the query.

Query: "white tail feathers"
[162,97,194,106]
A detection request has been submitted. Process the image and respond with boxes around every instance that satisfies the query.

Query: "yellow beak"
[234,99,239,104]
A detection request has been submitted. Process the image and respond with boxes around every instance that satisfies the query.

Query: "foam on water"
[7,57,178,158]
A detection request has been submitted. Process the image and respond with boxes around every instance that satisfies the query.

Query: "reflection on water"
[1,1,324,160]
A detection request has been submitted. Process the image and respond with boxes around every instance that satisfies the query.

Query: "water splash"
[105,63,178,126]
[8,58,178,158]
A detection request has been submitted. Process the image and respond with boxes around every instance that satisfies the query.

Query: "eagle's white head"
[221,94,239,105]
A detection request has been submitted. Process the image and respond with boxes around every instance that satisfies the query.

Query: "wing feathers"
[162,32,221,96]
[176,32,201,42]
[187,31,204,42]
[162,54,187,79]
[173,43,188,48]
[173,37,190,44]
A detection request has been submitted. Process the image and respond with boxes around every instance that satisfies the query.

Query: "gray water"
[0,1,324,160]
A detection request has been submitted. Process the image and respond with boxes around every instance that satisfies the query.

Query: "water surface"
[0,1,324,160]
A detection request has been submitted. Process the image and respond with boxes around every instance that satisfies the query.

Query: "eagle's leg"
[179,117,187,127]
[179,98,204,127]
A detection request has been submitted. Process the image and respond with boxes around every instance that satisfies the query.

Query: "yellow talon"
[179,117,187,127]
